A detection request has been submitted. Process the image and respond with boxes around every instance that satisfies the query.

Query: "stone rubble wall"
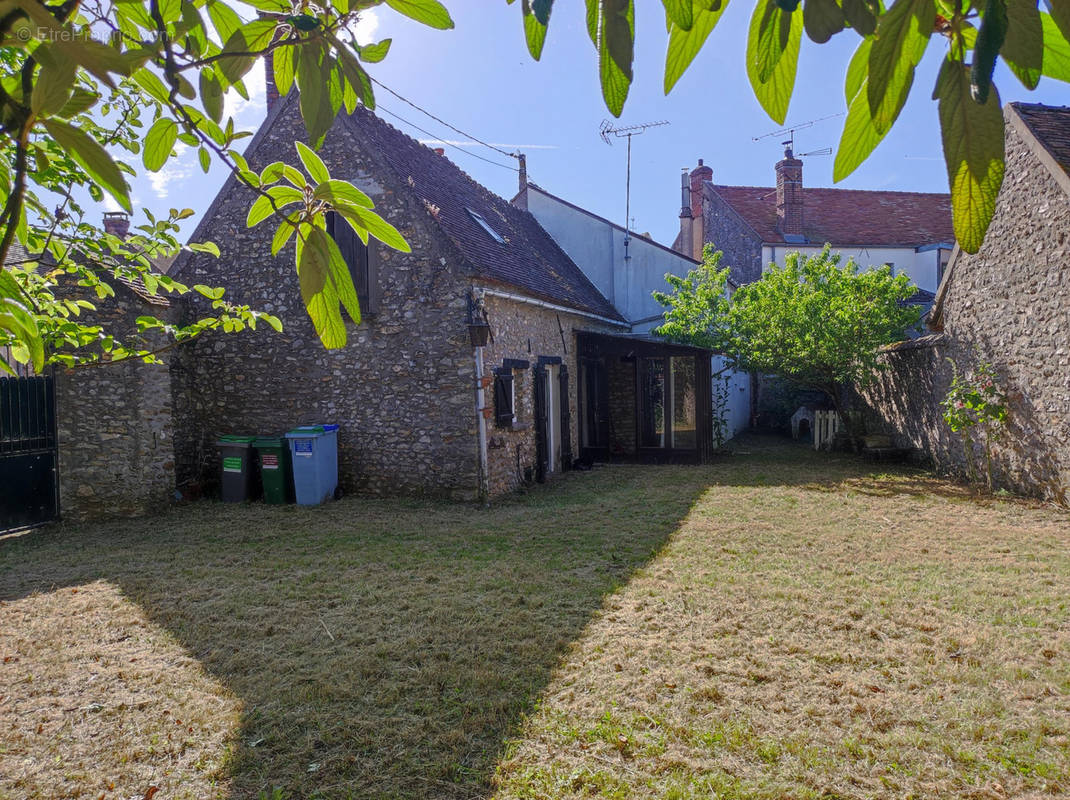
[857,119,1070,503]
[170,98,480,500]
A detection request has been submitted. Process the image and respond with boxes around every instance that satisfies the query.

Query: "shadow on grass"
[0,461,715,799]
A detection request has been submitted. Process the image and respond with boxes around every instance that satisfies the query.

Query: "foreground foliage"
[511,0,1070,253]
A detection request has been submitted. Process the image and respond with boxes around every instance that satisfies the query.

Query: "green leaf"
[296,141,331,183]
[663,0,694,30]
[934,58,1005,254]
[1049,0,1070,44]
[1041,12,1070,81]
[218,18,276,84]
[246,186,305,227]
[31,45,75,115]
[1000,0,1041,89]
[56,87,98,118]
[803,0,846,43]
[334,205,411,252]
[523,2,550,59]
[200,68,224,123]
[665,0,731,93]
[867,0,934,135]
[296,41,335,146]
[207,0,243,45]
[318,226,362,324]
[359,38,392,63]
[748,0,794,84]
[747,0,803,123]
[0,271,42,372]
[43,118,131,212]
[199,146,211,173]
[271,216,299,255]
[273,45,297,96]
[834,40,889,180]
[296,228,347,348]
[143,117,179,171]
[841,0,877,35]
[971,0,1008,103]
[133,69,171,104]
[188,241,221,256]
[384,0,455,29]
[311,179,374,208]
[591,0,635,117]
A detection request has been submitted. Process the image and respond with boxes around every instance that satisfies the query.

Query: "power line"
[375,104,519,172]
[370,77,519,160]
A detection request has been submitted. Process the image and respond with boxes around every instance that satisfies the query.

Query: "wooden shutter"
[493,370,513,428]
[559,364,572,471]
[326,211,373,316]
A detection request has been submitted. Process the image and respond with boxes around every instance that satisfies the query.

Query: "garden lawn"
[0,434,1068,800]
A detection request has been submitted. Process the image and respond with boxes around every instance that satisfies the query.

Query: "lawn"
[1,435,1068,799]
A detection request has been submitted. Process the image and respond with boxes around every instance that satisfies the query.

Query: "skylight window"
[467,208,506,244]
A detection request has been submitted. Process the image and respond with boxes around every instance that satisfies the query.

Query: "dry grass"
[493,436,1070,799]
[1,434,1068,799]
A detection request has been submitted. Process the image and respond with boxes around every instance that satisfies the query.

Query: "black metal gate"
[0,374,59,532]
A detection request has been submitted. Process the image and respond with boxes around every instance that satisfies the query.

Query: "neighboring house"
[517,182,752,439]
[858,103,1070,502]
[1,221,177,530]
[673,151,955,297]
[170,87,718,502]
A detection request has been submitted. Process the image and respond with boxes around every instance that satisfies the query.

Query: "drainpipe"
[474,344,490,505]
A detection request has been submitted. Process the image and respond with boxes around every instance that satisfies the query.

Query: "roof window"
[467,208,506,244]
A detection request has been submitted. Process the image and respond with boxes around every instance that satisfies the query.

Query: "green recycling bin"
[217,435,256,502]
[253,436,292,504]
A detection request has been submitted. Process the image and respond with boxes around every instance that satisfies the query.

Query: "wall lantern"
[466,291,492,348]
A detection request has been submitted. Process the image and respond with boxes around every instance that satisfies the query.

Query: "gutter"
[476,286,629,328]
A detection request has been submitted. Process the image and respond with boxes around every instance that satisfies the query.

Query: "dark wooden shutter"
[559,364,572,471]
[326,211,373,315]
[533,366,547,482]
[493,370,514,428]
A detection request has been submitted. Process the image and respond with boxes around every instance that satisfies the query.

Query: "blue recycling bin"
[285,424,339,506]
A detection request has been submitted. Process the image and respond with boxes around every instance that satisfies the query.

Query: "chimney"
[515,152,528,210]
[265,54,279,112]
[103,211,130,238]
[689,158,712,219]
[676,169,693,259]
[775,143,804,238]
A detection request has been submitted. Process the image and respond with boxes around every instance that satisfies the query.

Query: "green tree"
[0,0,454,374]
[655,245,921,431]
[510,0,1070,254]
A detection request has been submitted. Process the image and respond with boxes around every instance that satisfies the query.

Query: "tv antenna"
[599,119,669,260]
[753,112,843,156]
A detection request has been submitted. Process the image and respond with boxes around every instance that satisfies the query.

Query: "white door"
[545,364,560,473]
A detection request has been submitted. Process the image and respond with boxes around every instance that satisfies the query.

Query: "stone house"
[170,89,716,501]
[1,221,177,530]
[674,150,955,295]
[858,103,1070,503]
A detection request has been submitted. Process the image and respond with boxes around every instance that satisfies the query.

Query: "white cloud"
[148,144,192,200]
[352,9,379,45]
[224,57,266,125]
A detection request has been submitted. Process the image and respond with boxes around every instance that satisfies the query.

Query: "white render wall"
[526,186,753,443]
[760,243,950,294]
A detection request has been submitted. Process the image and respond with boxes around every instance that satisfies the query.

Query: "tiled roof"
[708,184,954,247]
[1012,102,1070,177]
[3,242,170,307]
[342,107,624,322]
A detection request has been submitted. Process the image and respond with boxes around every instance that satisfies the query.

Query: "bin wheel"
[333,486,343,501]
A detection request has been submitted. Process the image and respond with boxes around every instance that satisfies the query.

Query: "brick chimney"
[103,211,130,238]
[265,54,279,112]
[775,144,804,238]
[514,152,528,210]
[689,158,712,219]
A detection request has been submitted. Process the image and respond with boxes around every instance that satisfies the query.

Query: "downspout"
[474,345,490,505]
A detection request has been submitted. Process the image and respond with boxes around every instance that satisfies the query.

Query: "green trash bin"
[217,435,256,502]
[253,436,292,504]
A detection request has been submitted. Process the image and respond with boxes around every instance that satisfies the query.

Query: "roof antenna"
[753,112,844,157]
[599,119,669,261]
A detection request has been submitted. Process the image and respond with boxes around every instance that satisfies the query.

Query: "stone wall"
[171,96,480,500]
[54,285,176,521]
[479,293,619,494]
[857,115,1070,503]
[701,186,763,286]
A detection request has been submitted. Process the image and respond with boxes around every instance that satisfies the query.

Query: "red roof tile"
[708,184,954,247]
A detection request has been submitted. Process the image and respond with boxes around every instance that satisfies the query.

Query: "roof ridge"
[710,182,950,198]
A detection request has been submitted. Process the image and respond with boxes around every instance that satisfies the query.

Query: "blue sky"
[110,1,1070,248]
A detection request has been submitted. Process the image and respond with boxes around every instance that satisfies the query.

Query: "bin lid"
[252,436,284,448]
[217,434,256,445]
[285,424,338,437]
